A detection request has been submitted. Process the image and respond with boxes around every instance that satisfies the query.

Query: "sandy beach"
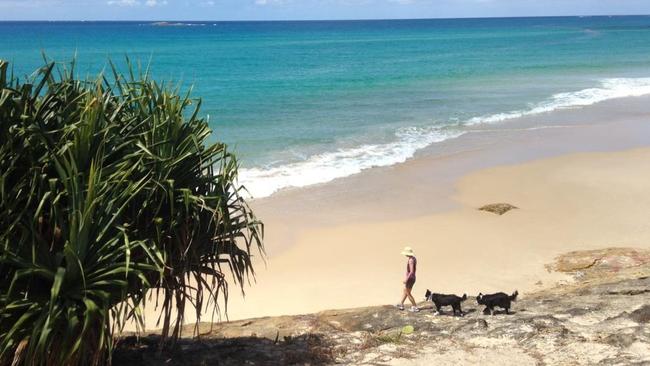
[10,13,650,366]
[131,95,650,330]
[214,95,650,322]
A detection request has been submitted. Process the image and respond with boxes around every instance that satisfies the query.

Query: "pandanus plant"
[0,59,264,365]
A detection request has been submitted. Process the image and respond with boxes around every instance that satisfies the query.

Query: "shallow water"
[3,16,650,196]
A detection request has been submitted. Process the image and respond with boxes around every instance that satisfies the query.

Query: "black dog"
[424,289,467,316]
[476,291,518,315]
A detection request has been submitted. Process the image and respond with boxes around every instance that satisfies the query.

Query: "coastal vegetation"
[0,59,263,365]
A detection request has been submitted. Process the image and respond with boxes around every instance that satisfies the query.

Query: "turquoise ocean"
[2,16,650,197]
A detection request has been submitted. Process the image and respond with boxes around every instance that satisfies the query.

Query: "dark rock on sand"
[478,203,518,215]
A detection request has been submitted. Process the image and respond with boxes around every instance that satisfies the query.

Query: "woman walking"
[396,246,419,312]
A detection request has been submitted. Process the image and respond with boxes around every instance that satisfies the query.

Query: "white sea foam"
[239,77,650,198]
[238,127,465,198]
[467,77,650,125]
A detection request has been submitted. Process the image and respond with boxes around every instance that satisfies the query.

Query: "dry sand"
[223,148,650,321]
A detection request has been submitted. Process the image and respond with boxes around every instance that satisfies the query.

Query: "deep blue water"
[2,17,650,196]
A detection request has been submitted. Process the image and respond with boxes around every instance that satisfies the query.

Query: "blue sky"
[1,0,650,21]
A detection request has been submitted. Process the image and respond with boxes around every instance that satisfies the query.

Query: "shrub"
[0,59,264,365]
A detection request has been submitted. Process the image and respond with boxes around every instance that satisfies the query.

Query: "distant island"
[150,21,206,27]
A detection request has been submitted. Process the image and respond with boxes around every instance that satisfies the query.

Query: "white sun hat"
[400,246,415,257]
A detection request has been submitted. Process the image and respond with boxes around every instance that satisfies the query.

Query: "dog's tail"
[510,290,519,301]
[461,294,467,301]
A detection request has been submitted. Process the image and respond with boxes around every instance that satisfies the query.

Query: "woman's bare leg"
[406,288,417,307]
[399,288,408,305]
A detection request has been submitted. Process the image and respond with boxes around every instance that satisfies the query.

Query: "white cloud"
[145,0,168,6]
[0,0,61,8]
[106,0,167,7]
[107,0,139,6]
[254,0,287,6]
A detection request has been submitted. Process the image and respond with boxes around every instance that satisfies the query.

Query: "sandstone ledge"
[115,248,650,365]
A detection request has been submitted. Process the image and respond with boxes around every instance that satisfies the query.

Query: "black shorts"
[406,277,415,289]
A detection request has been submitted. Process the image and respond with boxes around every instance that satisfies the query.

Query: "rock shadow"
[114,333,334,366]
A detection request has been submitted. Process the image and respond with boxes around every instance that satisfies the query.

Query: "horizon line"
[2,14,650,23]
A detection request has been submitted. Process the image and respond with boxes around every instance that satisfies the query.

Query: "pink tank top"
[406,256,417,279]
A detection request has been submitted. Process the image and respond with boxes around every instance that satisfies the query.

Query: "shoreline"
[140,95,650,328]
[251,95,650,251]
[241,88,650,201]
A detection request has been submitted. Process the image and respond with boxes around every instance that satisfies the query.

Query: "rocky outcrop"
[546,247,650,280]
[115,248,650,365]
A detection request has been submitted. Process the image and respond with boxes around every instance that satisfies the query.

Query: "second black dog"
[424,289,467,316]
[476,291,518,315]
